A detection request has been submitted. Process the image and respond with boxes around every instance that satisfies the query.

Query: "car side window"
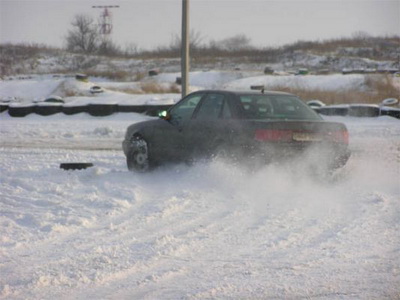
[221,100,232,119]
[272,97,302,115]
[169,93,203,125]
[195,93,226,120]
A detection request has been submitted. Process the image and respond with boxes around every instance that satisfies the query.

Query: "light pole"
[181,0,189,98]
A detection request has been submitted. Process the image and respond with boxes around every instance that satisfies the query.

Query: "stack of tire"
[2,102,173,117]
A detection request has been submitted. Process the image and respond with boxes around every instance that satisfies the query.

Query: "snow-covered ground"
[0,72,399,299]
[2,72,399,105]
[0,110,399,299]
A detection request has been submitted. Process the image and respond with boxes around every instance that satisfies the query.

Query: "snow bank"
[2,72,397,109]
[224,74,367,91]
[0,79,64,101]
[154,70,246,89]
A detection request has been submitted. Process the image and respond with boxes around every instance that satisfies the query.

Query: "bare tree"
[123,43,139,56]
[214,34,253,51]
[352,31,371,41]
[97,39,122,56]
[169,29,204,51]
[65,14,99,53]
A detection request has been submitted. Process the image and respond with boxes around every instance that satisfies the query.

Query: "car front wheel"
[127,136,150,172]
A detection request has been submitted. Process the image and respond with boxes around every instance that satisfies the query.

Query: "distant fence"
[0,104,173,117]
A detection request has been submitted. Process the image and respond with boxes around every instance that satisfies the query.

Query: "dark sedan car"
[122,90,350,172]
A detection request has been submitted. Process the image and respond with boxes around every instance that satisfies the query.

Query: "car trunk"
[238,120,350,168]
[248,120,348,144]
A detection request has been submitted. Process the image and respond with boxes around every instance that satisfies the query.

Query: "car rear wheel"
[127,136,150,172]
[211,142,240,163]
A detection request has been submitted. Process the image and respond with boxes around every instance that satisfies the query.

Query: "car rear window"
[239,94,322,120]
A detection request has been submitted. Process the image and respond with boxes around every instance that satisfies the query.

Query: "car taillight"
[254,129,293,142]
[255,129,349,144]
[331,130,349,144]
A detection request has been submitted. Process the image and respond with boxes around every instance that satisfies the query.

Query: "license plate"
[292,132,322,142]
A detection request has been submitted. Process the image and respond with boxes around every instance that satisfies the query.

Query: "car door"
[152,92,205,162]
[185,92,234,157]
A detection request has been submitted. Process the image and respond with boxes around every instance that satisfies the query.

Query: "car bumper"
[251,141,351,169]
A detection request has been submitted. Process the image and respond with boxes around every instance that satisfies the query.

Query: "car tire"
[127,136,150,172]
[212,142,239,162]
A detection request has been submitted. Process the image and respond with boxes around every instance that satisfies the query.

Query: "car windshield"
[239,94,322,120]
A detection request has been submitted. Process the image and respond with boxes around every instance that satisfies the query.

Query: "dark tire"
[8,105,34,117]
[0,104,9,113]
[211,142,240,163]
[87,104,117,116]
[34,105,62,116]
[60,163,93,170]
[329,150,351,170]
[62,105,87,115]
[212,146,229,160]
[127,136,150,172]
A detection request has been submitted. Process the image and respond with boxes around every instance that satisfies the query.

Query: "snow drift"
[1,112,399,299]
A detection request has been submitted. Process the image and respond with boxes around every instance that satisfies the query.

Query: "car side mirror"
[158,110,171,120]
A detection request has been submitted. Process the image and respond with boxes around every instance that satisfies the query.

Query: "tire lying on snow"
[60,163,94,170]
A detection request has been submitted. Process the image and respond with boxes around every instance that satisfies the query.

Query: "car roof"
[199,90,296,97]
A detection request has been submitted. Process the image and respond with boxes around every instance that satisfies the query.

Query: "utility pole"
[181,0,189,98]
[92,5,119,40]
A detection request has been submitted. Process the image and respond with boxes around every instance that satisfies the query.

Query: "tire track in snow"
[1,114,400,299]
[1,151,252,297]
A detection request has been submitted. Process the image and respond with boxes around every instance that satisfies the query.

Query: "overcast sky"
[1,0,399,50]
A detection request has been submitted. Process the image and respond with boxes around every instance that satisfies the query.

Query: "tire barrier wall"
[0,103,9,113]
[4,104,398,119]
[8,105,35,117]
[3,104,173,117]
[34,105,63,116]
[62,105,88,115]
[313,106,400,119]
[87,104,118,117]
